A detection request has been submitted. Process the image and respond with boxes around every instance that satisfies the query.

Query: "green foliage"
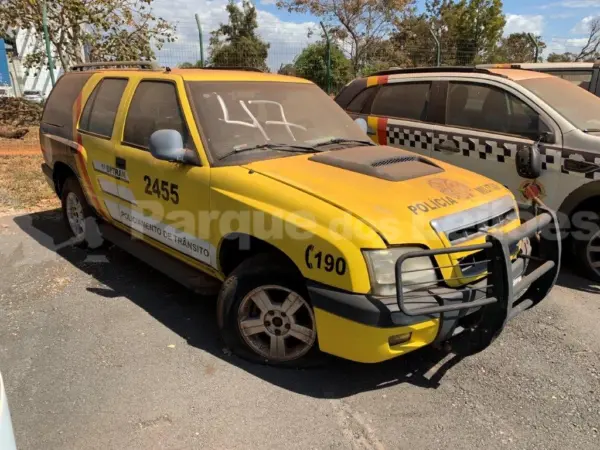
[209,0,270,72]
[546,53,578,63]
[492,33,546,63]
[293,42,351,91]
[276,0,411,75]
[392,0,506,66]
[0,0,176,70]
[178,60,204,68]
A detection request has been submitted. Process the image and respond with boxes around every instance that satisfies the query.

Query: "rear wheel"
[217,255,319,366]
[60,177,104,248]
[574,226,600,282]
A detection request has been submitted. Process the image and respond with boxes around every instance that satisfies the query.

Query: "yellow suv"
[39,62,561,365]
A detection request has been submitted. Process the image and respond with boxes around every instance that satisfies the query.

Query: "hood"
[244,145,514,245]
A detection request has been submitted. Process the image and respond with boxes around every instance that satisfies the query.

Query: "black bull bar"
[394,201,561,351]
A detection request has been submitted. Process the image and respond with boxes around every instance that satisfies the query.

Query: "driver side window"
[123,81,194,150]
[446,82,550,140]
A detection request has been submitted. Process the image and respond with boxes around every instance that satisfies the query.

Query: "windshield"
[186,81,370,161]
[518,77,600,131]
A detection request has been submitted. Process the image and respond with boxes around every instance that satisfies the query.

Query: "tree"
[392,0,506,66]
[278,63,296,76]
[209,0,270,71]
[276,0,411,76]
[546,52,577,63]
[574,17,600,61]
[493,33,546,63]
[0,0,176,70]
[453,0,505,64]
[293,42,351,91]
[178,60,204,68]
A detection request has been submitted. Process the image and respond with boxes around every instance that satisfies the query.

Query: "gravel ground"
[0,209,599,450]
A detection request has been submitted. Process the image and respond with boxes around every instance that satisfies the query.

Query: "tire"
[572,217,600,282]
[216,254,320,367]
[60,177,104,249]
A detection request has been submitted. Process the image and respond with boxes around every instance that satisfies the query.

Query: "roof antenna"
[165,66,171,73]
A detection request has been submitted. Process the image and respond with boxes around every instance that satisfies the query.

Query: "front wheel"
[217,255,318,366]
[574,227,600,282]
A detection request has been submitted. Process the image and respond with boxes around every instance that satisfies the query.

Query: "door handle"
[116,157,126,170]
[434,141,460,153]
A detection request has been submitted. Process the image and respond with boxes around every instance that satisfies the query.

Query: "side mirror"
[516,143,542,179]
[149,129,186,163]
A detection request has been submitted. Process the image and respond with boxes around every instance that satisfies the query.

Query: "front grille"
[447,209,517,244]
[430,195,517,245]
[459,242,518,278]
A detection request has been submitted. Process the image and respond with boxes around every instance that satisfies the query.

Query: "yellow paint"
[367,116,379,144]
[68,67,527,363]
[366,76,379,87]
[314,308,439,363]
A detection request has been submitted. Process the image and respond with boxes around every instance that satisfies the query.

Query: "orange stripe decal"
[377,75,389,85]
[71,93,108,220]
[377,117,388,145]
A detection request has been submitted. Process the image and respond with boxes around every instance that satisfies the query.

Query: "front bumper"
[309,202,561,363]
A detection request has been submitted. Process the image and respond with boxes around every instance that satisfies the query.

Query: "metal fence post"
[195,14,205,67]
[429,27,441,67]
[320,21,331,95]
[42,0,55,85]
[527,33,540,62]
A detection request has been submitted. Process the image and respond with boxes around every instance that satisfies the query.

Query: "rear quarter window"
[42,72,93,139]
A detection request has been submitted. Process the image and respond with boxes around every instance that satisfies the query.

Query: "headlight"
[363,247,437,296]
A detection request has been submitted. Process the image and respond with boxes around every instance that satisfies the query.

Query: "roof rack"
[70,61,160,71]
[202,66,263,73]
[370,66,495,77]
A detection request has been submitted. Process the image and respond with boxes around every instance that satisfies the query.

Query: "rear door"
[76,76,129,222]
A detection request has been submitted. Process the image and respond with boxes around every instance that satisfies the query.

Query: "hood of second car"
[244,146,514,245]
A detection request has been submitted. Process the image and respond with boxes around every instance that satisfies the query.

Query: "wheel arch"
[217,232,303,279]
[52,161,78,197]
[558,180,600,219]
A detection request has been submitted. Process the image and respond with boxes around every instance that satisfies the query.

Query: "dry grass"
[0,154,60,215]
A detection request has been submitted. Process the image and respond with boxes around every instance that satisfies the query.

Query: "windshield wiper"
[583,128,600,133]
[219,142,319,160]
[310,137,376,148]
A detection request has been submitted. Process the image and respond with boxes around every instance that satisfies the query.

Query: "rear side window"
[123,81,192,150]
[79,78,127,138]
[371,82,431,121]
[42,73,92,136]
[346,87,376,113]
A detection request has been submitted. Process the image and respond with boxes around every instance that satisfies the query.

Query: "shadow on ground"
[12,208,536,399]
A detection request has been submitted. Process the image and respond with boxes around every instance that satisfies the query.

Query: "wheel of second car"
[573,223,600,282]
[217,254,319,366]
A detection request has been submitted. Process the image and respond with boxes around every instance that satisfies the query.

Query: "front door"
[110,77,218,275]
[431,80,563,209]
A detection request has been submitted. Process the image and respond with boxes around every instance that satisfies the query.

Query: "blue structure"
[0,39,11,87]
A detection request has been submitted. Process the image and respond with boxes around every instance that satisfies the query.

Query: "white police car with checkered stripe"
[337,66,600,281]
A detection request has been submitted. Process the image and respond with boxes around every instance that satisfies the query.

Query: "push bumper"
[308,202,561,363]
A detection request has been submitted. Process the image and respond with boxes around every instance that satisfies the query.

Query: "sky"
[152,0,600,69]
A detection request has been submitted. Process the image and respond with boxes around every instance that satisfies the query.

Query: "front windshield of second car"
[186,81,370,161]
[518,77,600,131]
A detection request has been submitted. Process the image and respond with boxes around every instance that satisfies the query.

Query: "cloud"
[544,37,589,56]
[151,0,318,70]
[558,0,600,7]
[504,14,545,36]
[260,0,277,4]
[571,15,599,33]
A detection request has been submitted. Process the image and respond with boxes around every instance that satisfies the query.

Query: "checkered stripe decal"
[386,125,600,181]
